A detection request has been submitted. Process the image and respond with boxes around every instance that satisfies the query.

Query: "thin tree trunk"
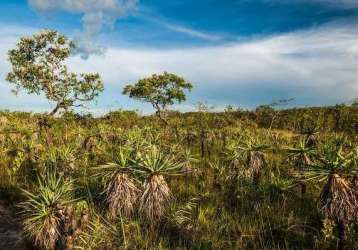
[173,124,180,141]
[222,132,227,150]
[337,220,346,250]
[301,183,306,196]
[186,131,191,147]
[200,130,205,158]
[253,172,261,186]
[49,103,61,116]
[156,109,169,126]
[206,136,211,158]
[299,167,306,196]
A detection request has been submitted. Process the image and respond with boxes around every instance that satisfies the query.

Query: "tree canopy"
[123,72,192,122]
[6,30,104,116]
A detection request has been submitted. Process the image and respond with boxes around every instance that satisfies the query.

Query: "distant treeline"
[97,104,358,134]
[104,104,358,134]
[243,105,358,134]
[1,104,357,134]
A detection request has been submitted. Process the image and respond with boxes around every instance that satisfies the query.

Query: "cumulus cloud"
[0,21,357,114]
[28,0,138,59]
[66,21,358,111]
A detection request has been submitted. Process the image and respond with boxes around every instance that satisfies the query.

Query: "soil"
[0,200,32,250]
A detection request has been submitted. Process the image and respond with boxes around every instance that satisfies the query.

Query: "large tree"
[123,72,192,124]
[6,30,104,116]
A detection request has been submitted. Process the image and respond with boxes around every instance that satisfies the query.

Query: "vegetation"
[0,30,357,249]
[123,72,192,125]
[0,106,354,250]
[6,30,104,116]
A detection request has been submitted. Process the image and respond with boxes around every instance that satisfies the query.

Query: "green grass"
[0,110,356,249]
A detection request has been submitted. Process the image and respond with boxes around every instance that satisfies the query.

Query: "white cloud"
[162,23,222,42]
[67,21,358,109]
[139,15,225,42]
[28,0,138,59]
[28,0,135,13]
[0,21,357,114]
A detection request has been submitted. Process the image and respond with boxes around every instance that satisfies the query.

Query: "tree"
[303,145,358,249]
[237,137,269,185]
[6,30,104,116]
[134,146,184,222]
[20,172,74,250]
[123,72,192,125]
[96,148,139,218]
[287,138,315,196]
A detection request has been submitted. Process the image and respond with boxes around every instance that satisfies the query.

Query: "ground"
[0,199,29,249]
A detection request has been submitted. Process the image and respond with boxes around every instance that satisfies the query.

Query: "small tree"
[237,137,269,185]
[287,138,315,196]
[303,145,358,249]
[96,148,140,218]
[6,30,104,116]
[123,72,192,125]
[133,145,184,222]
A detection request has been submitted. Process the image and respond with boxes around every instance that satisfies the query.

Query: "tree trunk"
[253,172,261,186]
[156,109,169,126]
[301,183,306,196]
[173,124,180,141]
[222,132,227,150]
[334,108,341,132]
[49,103,61,116]
[200,130,205,158]
[186,131,191,147]
[337,220,346,250]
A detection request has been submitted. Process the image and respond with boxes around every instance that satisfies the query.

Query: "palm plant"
[96,148,140,218]
[348,147,358,186]
[19,172,74,250]
[237,137,269,185]
[44,144,78,177]
[209,158,227,182]
[180,149,198,175]
[124,128,147,155]
[167,198,199,234]
[224,141,242,179]
[287,138,316,195]
[134,146,183,222]
[303,145,358,249]
[184,130,197,148]
[78,214,123,250]
[301,126,319,148]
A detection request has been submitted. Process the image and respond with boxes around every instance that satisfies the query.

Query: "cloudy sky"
[0,0,357,114]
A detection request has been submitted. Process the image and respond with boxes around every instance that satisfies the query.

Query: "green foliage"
[0,31,358,249]
[19,172,74,249]
[123,72,192,122]
[96,148,140,218]
[0,106,355,249]
[6,30,104,115]
[134,146,184,176]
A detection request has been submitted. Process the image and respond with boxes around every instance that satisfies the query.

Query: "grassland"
[0,106,356,250]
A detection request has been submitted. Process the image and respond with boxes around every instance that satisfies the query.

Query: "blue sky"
[0,0,357,114]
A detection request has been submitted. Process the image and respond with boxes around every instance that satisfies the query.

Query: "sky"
[0,0,357,114]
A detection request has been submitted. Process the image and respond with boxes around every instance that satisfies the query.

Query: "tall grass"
[0,110,355,249]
